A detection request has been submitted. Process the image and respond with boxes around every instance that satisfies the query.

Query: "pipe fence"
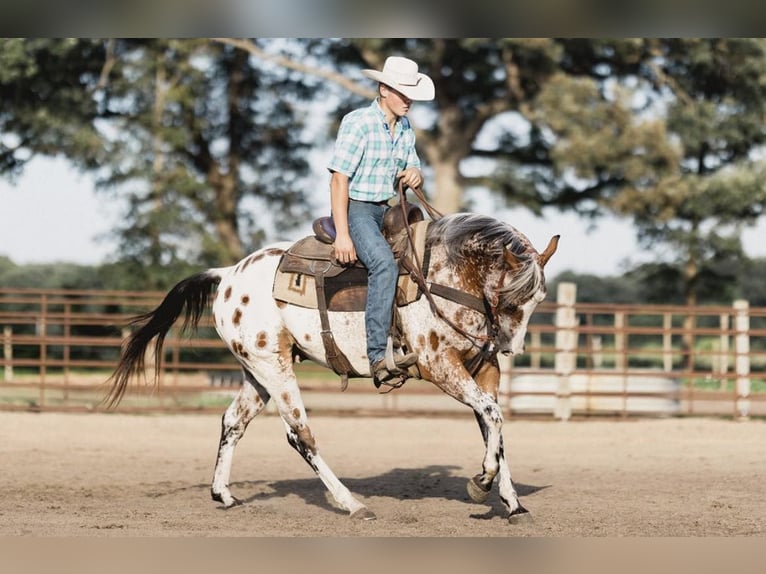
[1,284,764,418]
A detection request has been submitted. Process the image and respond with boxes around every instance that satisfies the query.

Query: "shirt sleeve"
[405,141,421,170]
[327,115,366,177]
[404,124,421,170]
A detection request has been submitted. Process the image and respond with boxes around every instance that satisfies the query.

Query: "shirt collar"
[371,98,410,130]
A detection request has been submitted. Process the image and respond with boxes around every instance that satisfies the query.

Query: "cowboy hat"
[362,56,435,101]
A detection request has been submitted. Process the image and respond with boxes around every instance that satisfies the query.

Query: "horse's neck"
[427,245,495,298]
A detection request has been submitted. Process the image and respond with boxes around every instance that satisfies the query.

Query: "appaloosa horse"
[106,213,558,523]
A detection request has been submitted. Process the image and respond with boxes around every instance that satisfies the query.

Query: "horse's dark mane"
[426,213,534,262]
[426,213,544,307]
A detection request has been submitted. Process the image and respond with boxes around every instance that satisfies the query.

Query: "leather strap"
[428,283,486,315]
[314,263,361,390]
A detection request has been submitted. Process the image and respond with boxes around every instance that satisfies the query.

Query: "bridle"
[396,182,520,374]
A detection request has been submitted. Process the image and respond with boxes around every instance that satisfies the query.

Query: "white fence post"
[554,282,577,421]
[662,313,673,372]
[717,313,730,390]
[3,326,12,382]
[733,300,750,420]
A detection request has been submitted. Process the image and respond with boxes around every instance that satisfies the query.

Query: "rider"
[327,56,435,387]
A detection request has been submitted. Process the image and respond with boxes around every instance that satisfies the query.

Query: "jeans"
[347,199,397,366]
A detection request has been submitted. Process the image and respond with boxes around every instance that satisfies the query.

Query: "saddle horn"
[538,235,560,268]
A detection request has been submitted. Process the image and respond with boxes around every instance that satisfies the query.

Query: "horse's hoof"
[466,475,491,504]
[350,507,377,521]
[508,506,534,525]
[212,490,242,508]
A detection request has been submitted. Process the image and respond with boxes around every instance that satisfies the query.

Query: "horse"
[105,212,559,523]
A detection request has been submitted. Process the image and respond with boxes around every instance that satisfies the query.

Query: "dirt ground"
[1,411,764,536]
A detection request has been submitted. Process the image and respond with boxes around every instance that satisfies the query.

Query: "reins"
[395,181,501,357]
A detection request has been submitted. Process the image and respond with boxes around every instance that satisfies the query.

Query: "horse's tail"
[104,269,226,408]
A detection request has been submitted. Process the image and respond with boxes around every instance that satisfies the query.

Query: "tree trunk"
[422,103,472,214]
[430,160,463,214]
[211,172,244,264]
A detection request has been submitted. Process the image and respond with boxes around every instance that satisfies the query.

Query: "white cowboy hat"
[362,56,435,101]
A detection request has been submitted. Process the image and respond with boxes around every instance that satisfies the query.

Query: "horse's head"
[488,234,560,356]
[426,214,559,358]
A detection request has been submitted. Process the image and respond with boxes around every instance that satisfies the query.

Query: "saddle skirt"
[272,219,430,312]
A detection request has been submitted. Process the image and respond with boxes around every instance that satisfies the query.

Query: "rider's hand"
[397,167,423,189]
[333,232,357,265]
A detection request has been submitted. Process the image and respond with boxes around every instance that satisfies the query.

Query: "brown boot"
[371,352,418,388]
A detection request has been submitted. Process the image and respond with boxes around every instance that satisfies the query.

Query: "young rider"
[327,56,435,387]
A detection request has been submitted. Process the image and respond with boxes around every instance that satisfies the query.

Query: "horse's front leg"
[426,351,529,522]
[470,360,532,523]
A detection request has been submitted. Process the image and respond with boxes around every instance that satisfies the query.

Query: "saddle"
[272,203,430,388]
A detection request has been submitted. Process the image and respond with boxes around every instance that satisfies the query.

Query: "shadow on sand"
[165,464,550,519]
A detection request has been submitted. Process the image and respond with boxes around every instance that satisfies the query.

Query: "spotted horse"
[105,212,559,523]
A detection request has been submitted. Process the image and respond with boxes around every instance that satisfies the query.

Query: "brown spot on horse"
[429,330,440,352]
[265,248,285,257]
[256,331,268,349]
[241,295,250,305]
[230,339,248,359]
[232,308,242,326]
[416,334,426,351]
[223,286,232,302]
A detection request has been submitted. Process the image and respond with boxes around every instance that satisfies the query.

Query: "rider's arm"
[329,171,356,264]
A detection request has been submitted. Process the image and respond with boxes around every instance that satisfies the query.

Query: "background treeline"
[3,38,766,304]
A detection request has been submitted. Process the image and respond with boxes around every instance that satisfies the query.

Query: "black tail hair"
[104,271,221,408]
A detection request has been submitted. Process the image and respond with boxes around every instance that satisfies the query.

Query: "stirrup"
[383,337,418,371]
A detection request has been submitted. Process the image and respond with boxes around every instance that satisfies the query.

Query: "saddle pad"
[272,220,430,311]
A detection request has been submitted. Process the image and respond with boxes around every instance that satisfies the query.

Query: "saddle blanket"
[272,220,429,312]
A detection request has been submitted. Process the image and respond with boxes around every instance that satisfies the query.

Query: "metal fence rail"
[1,285,764,418]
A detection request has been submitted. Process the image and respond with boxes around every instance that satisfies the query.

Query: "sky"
[2,155,766,279]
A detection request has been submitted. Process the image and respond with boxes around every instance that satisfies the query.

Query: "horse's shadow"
[197,465,550,520]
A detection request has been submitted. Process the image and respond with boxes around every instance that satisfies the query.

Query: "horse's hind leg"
[272,370,375,520]
[211,369,270,508]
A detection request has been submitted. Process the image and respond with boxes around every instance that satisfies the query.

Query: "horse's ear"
[538,235,560,268]
[504,247,523,273]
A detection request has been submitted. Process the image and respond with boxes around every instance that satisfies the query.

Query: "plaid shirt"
[327,99,421,203]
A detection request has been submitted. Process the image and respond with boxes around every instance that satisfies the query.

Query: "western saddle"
[273,198,429,390]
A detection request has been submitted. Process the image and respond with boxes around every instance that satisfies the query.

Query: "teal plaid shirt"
[327,99,421,202]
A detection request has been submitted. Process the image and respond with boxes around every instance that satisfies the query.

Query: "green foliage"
[0,38,107,176]
[3,38,766,302]
[1,39,315,287]
[0,260,104,290]
[525,39,766,304]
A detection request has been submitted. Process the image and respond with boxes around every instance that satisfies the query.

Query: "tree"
[0,38,107,176]
[218,38,567,214]
[529,39,766,306]
[2,39,316,288]
[4,38,766,302]
[94,39,315,277]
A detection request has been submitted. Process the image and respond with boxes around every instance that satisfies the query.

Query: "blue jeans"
[347,199,397,366]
